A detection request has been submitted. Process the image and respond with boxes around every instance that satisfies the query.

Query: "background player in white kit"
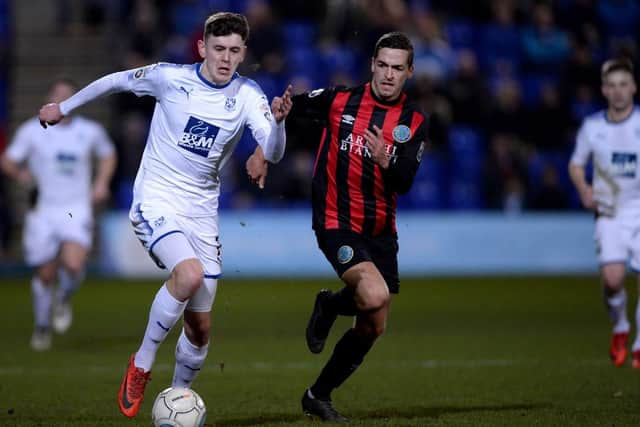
[569,58,640,369]
[1,78,116,351]
[39,12,291,418]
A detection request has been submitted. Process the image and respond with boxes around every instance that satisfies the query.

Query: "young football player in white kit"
[569,58,640,369]
[38,12,292,418]
[1,78,116,351]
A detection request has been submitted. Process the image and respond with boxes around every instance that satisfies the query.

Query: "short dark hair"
[373,32,414,67]
[47,76,78,93]
[601,58,634,81]
[203,12,249,42]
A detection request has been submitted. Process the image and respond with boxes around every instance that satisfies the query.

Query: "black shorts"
[315,229,400,294]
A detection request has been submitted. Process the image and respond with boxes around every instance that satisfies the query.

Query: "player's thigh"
[315,229,372,281]
[181,215,222,312]
[369,233,400,294]
[59,241,89,273]
[57,208,93,252]
[23,210,59,267]
[595,217,628,265]
[130,205,196,272]
[342,261,389,308]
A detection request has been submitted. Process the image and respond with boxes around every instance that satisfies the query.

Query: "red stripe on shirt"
[373,97,404,235]
[324,92,350,230]
[347,93,376,233]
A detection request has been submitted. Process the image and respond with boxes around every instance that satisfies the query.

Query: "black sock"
[326,286,357,316]
[310,328,373,400]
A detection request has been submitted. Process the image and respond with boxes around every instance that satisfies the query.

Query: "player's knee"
[37,264,57,284]
[357,285,390,312]
[173,262,204,297]
[602,273,625,292]
[62,261,83,277]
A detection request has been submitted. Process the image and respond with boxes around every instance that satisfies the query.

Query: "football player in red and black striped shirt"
[248,31,427,422]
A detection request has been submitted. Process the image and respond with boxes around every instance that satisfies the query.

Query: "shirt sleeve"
[245,83,286,163]
[5,122,34,163]
[383,117,428,195]
[60,64,165,116]
[289,87,337,124]
[569,122,591,166]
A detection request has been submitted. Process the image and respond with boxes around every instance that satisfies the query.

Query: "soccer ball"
[151,387,207,427]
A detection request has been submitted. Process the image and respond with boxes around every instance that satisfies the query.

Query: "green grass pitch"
[0,276,638,426]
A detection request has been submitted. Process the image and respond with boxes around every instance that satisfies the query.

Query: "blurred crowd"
[6,0,640,222]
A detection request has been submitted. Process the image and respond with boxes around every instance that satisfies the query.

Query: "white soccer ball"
[151,387,207,427]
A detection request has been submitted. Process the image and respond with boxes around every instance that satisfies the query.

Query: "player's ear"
[197,39,206,60]
[370,57,375,74]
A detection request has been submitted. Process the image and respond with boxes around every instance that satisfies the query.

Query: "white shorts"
[23,206,92,266]
[594,215,640,270]
[130,203,222,312]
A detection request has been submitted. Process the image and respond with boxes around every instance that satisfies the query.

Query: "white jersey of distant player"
[122,63,274,217]
[6,116,114,211]
[571,107,640,216]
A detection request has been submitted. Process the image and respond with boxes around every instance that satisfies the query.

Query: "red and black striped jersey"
[288,83,427,236]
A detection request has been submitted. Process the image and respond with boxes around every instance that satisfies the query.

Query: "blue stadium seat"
[448,178,483,210]
[447,125,485,181]
[252,72,287,100]
[445,19,477,50]
[404,152,448,209]
[519,74,559,107]
[286,46,323,86]
[478,23,522,74]
[283,20,317,48]
[321,45,361,82]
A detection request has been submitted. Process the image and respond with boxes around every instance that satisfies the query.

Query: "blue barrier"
[99,210,598,277]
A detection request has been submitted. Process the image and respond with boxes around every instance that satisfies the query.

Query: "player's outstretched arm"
[39,70,138,130]
[272,84,293,123]
[568,163,595,210]
[246,146,268,189]
[0,155,33,185]
[92,153,117,204]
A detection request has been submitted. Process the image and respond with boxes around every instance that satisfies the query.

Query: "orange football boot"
[118,353,151,417]
[609,332,629,366]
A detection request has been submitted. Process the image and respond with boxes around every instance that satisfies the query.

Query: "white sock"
[31,277,53,329]
[633,300,640,352]
[604,288,630,333]
[57,268,82,305]
[172,328,209,388]
[135,284,186,372]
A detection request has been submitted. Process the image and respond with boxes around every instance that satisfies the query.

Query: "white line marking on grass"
[0,359,610,376]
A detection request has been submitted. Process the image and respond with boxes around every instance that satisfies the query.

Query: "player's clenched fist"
[39,102,63,128]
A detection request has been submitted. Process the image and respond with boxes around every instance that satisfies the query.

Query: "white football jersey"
[571,107,640,215]
[60,62,284,218]
[6,116,114,210]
